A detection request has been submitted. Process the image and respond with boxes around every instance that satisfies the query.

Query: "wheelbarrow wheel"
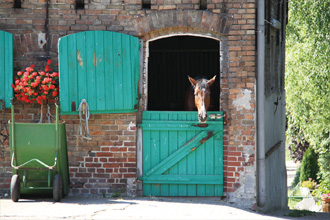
[53,174,62,202]
[10,174,20,202]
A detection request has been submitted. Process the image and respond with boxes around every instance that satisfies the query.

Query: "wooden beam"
[265,141,282,159]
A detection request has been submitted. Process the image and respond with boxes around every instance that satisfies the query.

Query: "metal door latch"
[209,114,225,120]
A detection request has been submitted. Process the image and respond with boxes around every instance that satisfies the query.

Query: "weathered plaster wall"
[257,0,288,211]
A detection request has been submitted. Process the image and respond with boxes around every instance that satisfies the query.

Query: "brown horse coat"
[185,75,216,123]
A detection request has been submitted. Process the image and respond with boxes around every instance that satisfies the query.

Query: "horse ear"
[188,76,197,86]
[207,75,216,86]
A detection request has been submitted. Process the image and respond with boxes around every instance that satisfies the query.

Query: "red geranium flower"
[12,60,59,104]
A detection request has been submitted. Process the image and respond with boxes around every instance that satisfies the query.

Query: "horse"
[185,75,216,123]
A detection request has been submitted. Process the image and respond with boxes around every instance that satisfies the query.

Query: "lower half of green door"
[141,111,223,196]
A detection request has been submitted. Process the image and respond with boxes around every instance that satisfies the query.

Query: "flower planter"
[322,201,330,212]
[321,193,330,212]
[322,198,330,203]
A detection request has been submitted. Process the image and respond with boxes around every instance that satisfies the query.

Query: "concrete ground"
[1,196,330,220]
[1,158,326,220]
[286,160,299,189]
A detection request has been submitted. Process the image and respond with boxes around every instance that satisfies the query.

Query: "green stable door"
[141,111,224,196]
[58,31,140,115]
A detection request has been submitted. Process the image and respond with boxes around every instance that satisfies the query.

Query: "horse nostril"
[198,114,207,123]
[199,114,207,120]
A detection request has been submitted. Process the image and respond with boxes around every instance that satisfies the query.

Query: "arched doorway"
[147,36,220,111]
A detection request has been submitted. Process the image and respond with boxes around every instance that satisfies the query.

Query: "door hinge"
[208,113,227,125]
[209,113,225,120]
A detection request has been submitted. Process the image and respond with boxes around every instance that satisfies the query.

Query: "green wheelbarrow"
[9,102,70,202]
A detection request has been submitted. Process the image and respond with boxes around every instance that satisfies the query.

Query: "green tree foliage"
[286,121,309,162]
[299,147,319,183]
[286,1,330,182]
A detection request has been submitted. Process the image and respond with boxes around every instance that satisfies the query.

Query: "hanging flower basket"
[11,60,59,105]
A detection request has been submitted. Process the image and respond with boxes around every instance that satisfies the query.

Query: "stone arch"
[132,9,232,38]
[135,11,232,190]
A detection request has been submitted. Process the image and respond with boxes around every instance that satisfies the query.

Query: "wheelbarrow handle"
[11,152,58,170]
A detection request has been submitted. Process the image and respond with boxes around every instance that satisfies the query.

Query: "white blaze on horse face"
[196,88,207,123]
[188,76,214,123]
[199,103,207,122]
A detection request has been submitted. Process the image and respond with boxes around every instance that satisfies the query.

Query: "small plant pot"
[322,198,330,203]
[322,200,330,212]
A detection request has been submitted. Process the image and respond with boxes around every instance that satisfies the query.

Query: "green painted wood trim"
[143,111,224,121]
[0,31,13,109]
[145,130,217,177]
[60,109,138,115]
[143,174,223,185]
[141,120,223,131]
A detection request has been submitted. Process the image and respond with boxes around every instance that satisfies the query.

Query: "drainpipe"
[257,0,266,208]
[44,0,50,59]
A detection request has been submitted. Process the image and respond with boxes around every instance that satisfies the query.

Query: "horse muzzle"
[198,114,207,123]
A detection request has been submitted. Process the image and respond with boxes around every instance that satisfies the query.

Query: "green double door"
[141,111,224,196]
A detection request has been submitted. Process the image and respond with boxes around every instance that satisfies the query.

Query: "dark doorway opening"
[147,36,220,111]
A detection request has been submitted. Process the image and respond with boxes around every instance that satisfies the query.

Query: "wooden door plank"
[95,31,106,110]
[142,111,224,122]
[0,31,13,109]
[143,174,223,185]
[159,113,170,196]
[104,32,113,110]
[142,129,152,196]
[168,113,178,196]
[77,32,87,107]
[86,31,96,109]
[58,36,69,112]
[141,120,222,131]
[178,113,187,196]
[196,131,206,196]
[205,135,215,196]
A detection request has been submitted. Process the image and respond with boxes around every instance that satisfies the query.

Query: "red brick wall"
[63,112,137,195]
[0,0,257,204]
[0,103,137,196]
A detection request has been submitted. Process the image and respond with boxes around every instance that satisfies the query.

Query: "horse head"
[188,75,216,123]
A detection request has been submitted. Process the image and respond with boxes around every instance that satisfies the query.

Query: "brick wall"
[0,103,137,196]
[0,0,257,207]
[64,112,137,196]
